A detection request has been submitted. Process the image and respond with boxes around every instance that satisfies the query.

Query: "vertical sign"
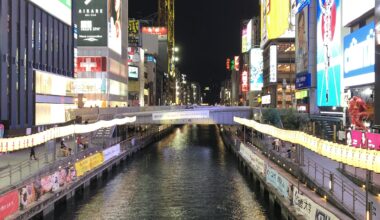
[375,0,380,126]
[316,0,342,107]
[226,58,231,70]
[242,70,249,92]
[250,48,263,91]
[234,56,240,71]
[296,5,309,74]
[270,45,277,83]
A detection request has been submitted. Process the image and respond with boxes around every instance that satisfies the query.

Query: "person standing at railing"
[30,146,37,160]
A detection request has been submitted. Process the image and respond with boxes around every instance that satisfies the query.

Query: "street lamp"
[174,47,179,52]
[174,57,179,62]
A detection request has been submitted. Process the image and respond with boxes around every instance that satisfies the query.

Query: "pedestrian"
[30,146,37,160]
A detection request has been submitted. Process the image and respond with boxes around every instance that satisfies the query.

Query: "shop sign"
[295,72,311,89]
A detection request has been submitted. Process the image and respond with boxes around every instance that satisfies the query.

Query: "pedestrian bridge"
[67,106,252,125]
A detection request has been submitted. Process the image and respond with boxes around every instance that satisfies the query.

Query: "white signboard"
[293,187,339,220]
[269,45,277,83]
[266,166,289,199]
[103,144,121,162]
[262,95,271,105]
[152,111,209,121]
[239,143,266,175]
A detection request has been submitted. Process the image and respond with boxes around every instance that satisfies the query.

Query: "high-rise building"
[75,0,129,108]
[260,0,296,109]
[0,0,76,131]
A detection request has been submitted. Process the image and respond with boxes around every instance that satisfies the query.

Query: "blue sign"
[295,0,310,13]
[295,72,311,89]
[316,0,342,107]
[343,21,375,87]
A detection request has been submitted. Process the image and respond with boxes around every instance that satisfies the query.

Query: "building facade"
[0,0,75,131]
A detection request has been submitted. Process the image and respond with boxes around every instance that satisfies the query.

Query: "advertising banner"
[266,166,289,198]
[152,111,210,121]
[75,152,104,177]
[250,49,264,91]
[347,130,363,148]
[344,22,375,87]
[128,66,139,79]
[30,0,71,25]
[103,144,121,162]
[77,0,108,47]
[293,187,339,220]
[0,190,19,220]
[19,183,37,210]
[270,45,277,83]
[239,143,266,175]
[261,0,296,46]
[262,95,271,105]
[295,5,308,74]
[366,133,380,150]
[129,20,141,48]
[108,0,122,54]
[241,71,249,92]
[317,0,342,107]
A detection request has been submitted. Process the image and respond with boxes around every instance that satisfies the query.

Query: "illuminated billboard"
[142,27,168,40]
[247,20,252,51]
[129,66,139,79]
[261,0,296,47]
[76,57,107,73]
[344,22,375,87]
[250,49,263,91]
[129,20,141,47]
[270,45,277,83]
[316,0,342,107]
[108,0,122,54]
[30,0,71,25]
[234,56,240,71]
[242,28,248,53]
[77,0,108,47]
[342,0,374,26]
[242,71,249,92]
[295,5,308,74]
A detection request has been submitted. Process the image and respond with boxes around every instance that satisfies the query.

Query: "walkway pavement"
[234,126,379,220]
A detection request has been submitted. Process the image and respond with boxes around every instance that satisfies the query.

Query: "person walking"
[30,146,37,160]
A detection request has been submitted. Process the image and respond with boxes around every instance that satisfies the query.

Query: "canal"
[49,125,270,219]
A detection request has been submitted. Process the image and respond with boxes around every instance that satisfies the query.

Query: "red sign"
[141,27,168,39]
[242,71,249,92]
[226,58,230,70]
[234,56,240,71]
[75,57,107,73]
[0,190,19,220]
[366,133,380,150]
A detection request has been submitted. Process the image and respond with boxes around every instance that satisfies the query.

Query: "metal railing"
[0,125,165,195]
[234,129,368,219]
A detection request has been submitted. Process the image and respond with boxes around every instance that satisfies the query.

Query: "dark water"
[52,125,269,220]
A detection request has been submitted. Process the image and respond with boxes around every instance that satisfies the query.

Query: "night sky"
[129,0,260,103]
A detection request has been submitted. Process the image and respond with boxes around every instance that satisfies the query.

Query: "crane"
[158,0,176,104]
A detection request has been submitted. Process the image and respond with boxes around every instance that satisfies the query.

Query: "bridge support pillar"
[66,190,75,200]
[43,203,55,217]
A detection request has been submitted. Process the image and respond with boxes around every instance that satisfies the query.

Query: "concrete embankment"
[5,125,175,220]
[220,128,352,220]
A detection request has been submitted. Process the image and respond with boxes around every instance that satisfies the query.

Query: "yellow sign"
[75,152,104,177]
[261,0,294,46]
[234,117,380,173]
[295,90,308,99]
